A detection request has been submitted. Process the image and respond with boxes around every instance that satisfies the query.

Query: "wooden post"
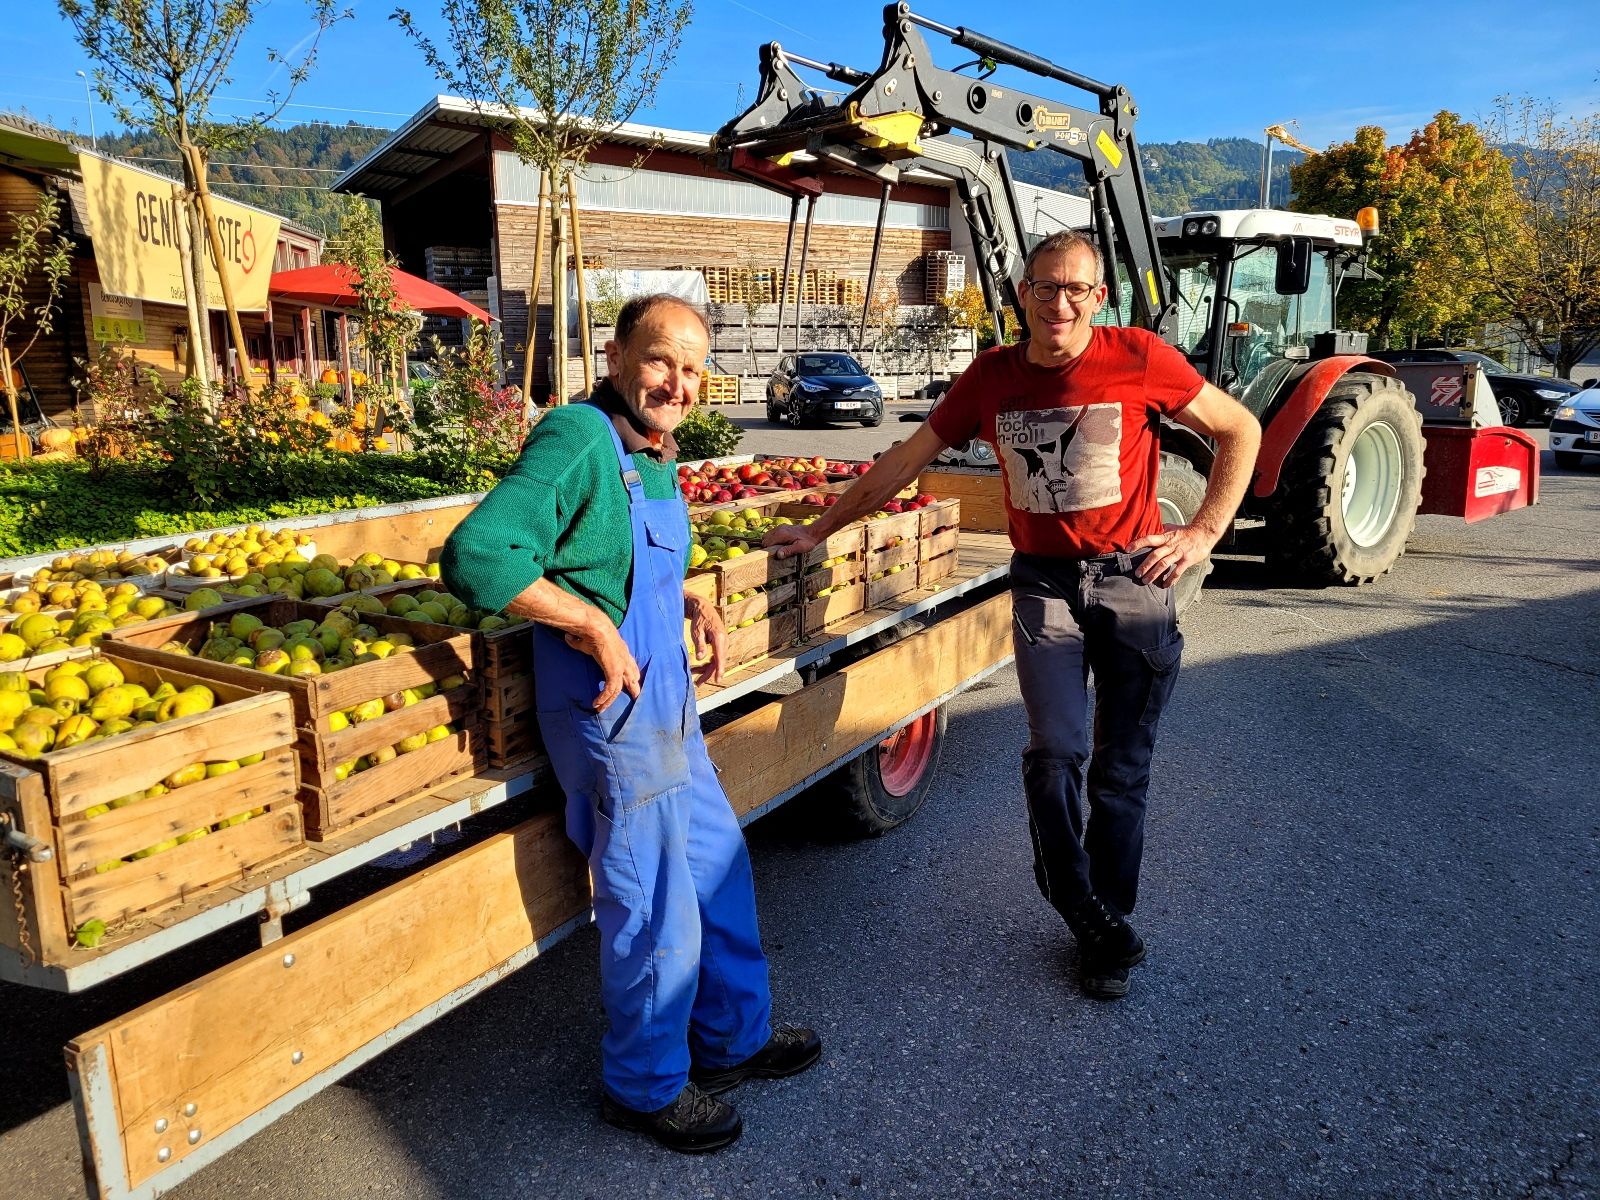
[518,169,550,411]
[1,346,26,461]
[184,144,252,394]
[567,176,593,395]
[338,314,353,405]
[550,184,569,405]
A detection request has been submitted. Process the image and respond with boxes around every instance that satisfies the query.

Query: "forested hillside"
[1008,136,1305,215]
[96,123,390,234]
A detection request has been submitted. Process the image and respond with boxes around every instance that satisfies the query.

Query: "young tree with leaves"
[393,0,694,404]
[1465,97,1600,379]
[58,0,347,388]
[323,196,418,448]
[0,191,73,458]
[1290,114,1515,348]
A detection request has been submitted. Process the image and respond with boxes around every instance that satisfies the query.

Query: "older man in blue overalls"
[442,295,820,1153]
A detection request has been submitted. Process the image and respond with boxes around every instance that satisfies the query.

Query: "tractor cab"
[1140,208,1374,418]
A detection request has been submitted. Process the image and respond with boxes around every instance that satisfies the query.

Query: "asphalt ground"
[4,410,1597,1200]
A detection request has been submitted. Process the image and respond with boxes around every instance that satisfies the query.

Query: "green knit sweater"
[439,404,685,626]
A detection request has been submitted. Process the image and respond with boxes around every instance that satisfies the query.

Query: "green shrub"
[676,405,742,460]
[0,455,468,559]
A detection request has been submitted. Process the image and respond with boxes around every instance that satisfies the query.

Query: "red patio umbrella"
[268,264,494,323]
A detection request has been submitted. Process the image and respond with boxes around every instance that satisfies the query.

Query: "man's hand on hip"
[1129,523,1219,588]
[566,611,642,712]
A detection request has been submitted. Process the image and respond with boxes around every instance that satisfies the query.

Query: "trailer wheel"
[1155,452,1211,616]
[1268,372,1425,586]
[817,621,946,835]
[828,705,948,836]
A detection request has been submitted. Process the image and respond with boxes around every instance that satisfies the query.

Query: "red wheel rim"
[878,711,937,796]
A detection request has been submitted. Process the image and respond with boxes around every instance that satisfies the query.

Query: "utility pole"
[75,71,97,150]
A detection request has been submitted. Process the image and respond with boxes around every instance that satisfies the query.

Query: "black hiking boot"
[690,1025,823,1096]
[1065,894,1145,969]
[601,1083,742,1154]
[1079,956,1131,1001]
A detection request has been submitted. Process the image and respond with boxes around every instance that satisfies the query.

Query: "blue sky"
[5,0,1596,152]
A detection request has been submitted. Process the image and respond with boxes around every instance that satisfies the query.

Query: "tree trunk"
[172,184,208,387]
[187,201,215,388]
[184,144,252,394]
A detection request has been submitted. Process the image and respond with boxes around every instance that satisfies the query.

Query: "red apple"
[753,471,773,485]
[737,463,758,481]
[883,499,904,513]
[822,494,839,506]
[916,493,937,507]
[854,463,871,476]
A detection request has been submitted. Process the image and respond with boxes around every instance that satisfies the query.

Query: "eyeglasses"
[1021,278,1099,303]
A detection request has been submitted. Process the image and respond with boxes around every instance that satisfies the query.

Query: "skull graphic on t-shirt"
[993,403,1122,514]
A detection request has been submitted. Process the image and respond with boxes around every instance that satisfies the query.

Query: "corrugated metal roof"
[334,95,715,196]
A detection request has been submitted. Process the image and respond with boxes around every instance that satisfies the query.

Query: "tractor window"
[1225,246,1337,392]
[1094,255,1220,357]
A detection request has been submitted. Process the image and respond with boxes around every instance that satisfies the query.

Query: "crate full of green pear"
[0,650,303,958]
[107,598,483,839]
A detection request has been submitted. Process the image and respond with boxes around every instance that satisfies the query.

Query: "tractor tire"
[1155,452,1211,617]
[1267,371,1425,586]
[814,622,946,836]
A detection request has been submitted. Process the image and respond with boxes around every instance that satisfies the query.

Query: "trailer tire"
[1155,452,1211,616]
[826,704,948,836]
[816,621,946,835]
[1267,372,1425,586]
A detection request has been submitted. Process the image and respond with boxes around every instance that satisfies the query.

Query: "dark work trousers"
[1010,550,1184,919]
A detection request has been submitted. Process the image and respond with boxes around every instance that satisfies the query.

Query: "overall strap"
[578,400,649,502]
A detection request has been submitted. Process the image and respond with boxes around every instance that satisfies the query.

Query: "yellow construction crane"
[1261,121,1316,206]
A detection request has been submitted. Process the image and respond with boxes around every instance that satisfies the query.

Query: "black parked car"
[1368,348,1581,426]
[766,352,884,427]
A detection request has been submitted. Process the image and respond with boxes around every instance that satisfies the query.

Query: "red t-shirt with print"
[929,326,1203,558]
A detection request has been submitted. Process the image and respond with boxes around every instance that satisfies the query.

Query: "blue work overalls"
[533,407,774,1111]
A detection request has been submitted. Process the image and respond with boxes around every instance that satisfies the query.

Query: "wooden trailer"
[0,467,1014,1200]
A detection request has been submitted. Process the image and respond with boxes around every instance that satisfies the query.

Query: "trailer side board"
[65,593,1013,1200]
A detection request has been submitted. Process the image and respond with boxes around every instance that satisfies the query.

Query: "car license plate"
[1587,430,1600,444]
[834,401,861,410]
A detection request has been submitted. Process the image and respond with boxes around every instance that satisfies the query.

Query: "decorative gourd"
[319,368,341,385]
[349,369,368,387]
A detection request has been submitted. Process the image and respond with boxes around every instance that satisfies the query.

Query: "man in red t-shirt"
[766,230,1260,1000]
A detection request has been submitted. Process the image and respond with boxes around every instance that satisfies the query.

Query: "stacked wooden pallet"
[925,250,967,302]
[699,375,740,405]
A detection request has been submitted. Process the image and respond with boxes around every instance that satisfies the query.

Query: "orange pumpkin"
[349,369,368,387]
[319,368,341,385]
[38,428,77,453]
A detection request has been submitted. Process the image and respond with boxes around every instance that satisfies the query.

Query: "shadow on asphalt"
[5,571,1598,1200]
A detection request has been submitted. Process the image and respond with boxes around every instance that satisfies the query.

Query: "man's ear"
[603,339,620,374]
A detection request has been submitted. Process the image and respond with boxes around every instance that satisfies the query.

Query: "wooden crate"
[796,522,868,638]
[0,649,302,943]
[685,544,800,673]
[311,583,539,770]
[916,496,961,589]
[104,598,483,840]
[863,509,921,607]
[700,374,740,405]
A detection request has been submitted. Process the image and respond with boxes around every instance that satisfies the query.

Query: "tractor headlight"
[1181,215,1220,238]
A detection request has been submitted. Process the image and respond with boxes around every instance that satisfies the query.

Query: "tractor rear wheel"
[1155,453,1211,616]
[1268,372,1425,586]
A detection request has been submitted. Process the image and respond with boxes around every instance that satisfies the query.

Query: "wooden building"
[335,96,988,398]
[0,113,322,430]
